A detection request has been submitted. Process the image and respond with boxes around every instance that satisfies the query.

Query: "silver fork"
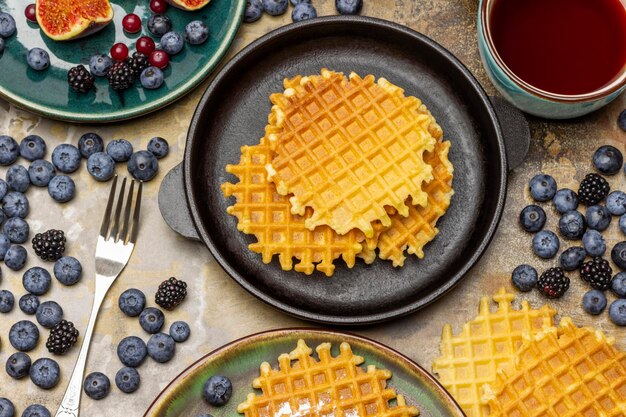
[55,176,142,417]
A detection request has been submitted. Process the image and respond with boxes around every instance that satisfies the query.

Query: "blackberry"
[578,173,610,206]
[537,267,570,298]
[46,320,79,355]
[127,52,149,76]
[67,65,95,93]
[155,277,187,310]
[580,257,613,290]
[106,61,135,90]
[32,229,66,261]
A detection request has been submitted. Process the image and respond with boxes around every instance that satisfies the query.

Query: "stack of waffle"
[222,69,454,276]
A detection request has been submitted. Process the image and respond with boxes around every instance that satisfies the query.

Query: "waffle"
[431,288,557,417]
[237,339,420,417]
[222,139,364,277]
[484,317,626,417]
[265,69,436,238]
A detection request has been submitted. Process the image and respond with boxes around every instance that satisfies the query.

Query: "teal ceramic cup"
[477,0,626,119]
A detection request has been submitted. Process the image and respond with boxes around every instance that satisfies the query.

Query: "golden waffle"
[484,317,626,417]
[265,69,436,238]
[238,339,420,417]
[431,288,557,417]
[221,139,364,277]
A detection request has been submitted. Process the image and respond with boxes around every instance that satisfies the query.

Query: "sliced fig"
[165,0,211,11]
[36,0,113,41]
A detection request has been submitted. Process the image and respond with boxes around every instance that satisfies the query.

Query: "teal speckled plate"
[0,0,244,122]
[143,329,465,417]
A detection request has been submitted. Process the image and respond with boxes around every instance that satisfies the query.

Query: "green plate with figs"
[0,0,244,123]
[143,329,464,417]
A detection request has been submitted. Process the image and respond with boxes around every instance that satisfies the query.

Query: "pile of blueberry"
[245,0,363,24]
[513,145,626,326]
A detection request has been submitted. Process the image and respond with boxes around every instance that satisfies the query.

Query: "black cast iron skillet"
[159,16,530,326]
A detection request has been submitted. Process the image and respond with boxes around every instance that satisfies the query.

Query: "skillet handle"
[489,96,531,171]
[158,163,201,241]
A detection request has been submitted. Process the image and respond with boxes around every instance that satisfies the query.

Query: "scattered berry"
[4,217,29,244]
[0,398,14,417]
[117,336,147,367]
[585,205,611,231]
[22,267,51,295]
[3,192,29,218]
[161,31,184,55]
[5,245,27,270]
[184,20,209,45]
[203,375,232,406]
[244,0,264,22]
[262,0,288,15]
[612,241,626,270]
[53,256,82,286]
[147,137,169,159]
[537,267,569,298]
[6,351,31,379]
[169,321,191,342]
[511,264,537,292]
[36,301,63,328]
[292,3,317,21]
[0,135,19,165]
[155,277,187,310]
[621,214,626,235]
[128,150,159,181]
[580,257,613,290]
[291,0,311,4]
[107,61,135,90]
[532,230,560,259]
[48,175,76,203]
[19,293,40,315]
[25,4,36,22]
[9,320,39,351]
[128,52,149,76]
[619,109,626,132]
[582,229,606,257]
[147,14,172,37]
[607,191,626,216]
[87,152,115,182]
[519,205,547,233]
[0,235,7,259]
[110,43,129,61]
[558,210,586,239]
[150,0,168,13]
[46,320,78,355]
[119,288,146,317]
[149,49,170,69]
[139,307,165,334]
[611,272,626,297]
[20,134,46,161]
[28,159,56,187]
[68,65,95,93]
[30,358,60,389]
[147,332,176,363]
[22,405,50,417]
[592,145,623,175]
[122,13,142,33]
[560,246,586,271]
[89,54,113,77]
[336,0,363,14]
[140,66,164,90]
[529,174,557,202]
[115,367,140,393]
[582,290,607,315]
[136,36,156,55]
[0,289,14,313]
[609,299,626,326]
[0,13,16,37]
[7,165,30,193]
[0,179,8,200]
[32,229,66,261]
[78,133,104,158]
[552,188,578,213]
[27,48,50,71]
[84,372,111,400]
[52,144,81,173]
[578,173,610,206]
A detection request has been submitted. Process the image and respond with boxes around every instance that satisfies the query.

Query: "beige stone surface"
[0,0,625,416]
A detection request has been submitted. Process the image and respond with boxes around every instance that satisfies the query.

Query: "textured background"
[0,0,625,415]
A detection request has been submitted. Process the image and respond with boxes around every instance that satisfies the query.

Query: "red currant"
[136,36,156,55]
[24,4,36,22]
[122,13,142,34]
[150,0,168,14]
[149,50,169,69]
[110,43,129,61]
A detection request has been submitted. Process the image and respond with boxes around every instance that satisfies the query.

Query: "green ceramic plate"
[143,329,465,417]
[0,0,244,123]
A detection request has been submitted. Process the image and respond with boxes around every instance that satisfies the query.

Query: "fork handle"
[55,277,112,417]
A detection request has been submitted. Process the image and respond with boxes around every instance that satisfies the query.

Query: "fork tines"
[99,176,142,244]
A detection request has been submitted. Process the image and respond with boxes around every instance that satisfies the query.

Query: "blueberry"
[0,135,19,165]
[0,289,14,313]
[511,264,537,292]
[19,135,46,161]
[0,13,16,37]
[27,48,50,71]
[87,152,115,181]
[559,246,586,271]
[53,256,82,286]
[160,31,184,55]
[262,0,288,15]
[292,3,317,21]
[621,214,626,235]
[30,358,60,389]
[532,230,559,259]
[36,301,63,329]
[0,398,14,417]
[335,0,363,14]
[147,137,169,159]
[6,352,31,379]
[140,66,164,90]
[4,217,29,244]
[290,0,311,4]
[78,133,104,158]
[620,109,626,132]
[593,145,623,175]
[139,307,165,334]
[0,208,5,224]
[118,288,146,317]
[582,290,607,315]
[52,144,81,173]
[22,267,51,295]
[28,160,55,187]
[585,205,611,231]
[5,245,26,271]
[244,0,264,22]
[606,191,626,216]
[117,336,148,367]
[612,241,626,270]
[0,179,8,200]
[558,210,585,239]
[19,294,40,315]
[552,189,578,214]
[529,174,557,202]
[84,372,111,400]
[106,139,133,162]
[89,54,113,77]
[115,367,140,393]
[148,14,172,37]
[609,299,626,326]
[203,375,232,406]
[519,204,546,233]
[22,405,50,417]
[48,175,76,203]
[612,272,626,297]
[127,150,158,181]
[3,192,28,218]
[583,229,606,257]
[9,320,39,352]
[184,20,209,45]
[147,332,176,363]
[7,165,30,193]
[170,321,191,342]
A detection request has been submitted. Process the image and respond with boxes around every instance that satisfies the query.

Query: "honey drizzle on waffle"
[238,340,419,417]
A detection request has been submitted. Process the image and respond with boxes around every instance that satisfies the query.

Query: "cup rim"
[480,0,626,103]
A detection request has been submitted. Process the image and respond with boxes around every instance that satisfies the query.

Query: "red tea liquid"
[490,0,626,95]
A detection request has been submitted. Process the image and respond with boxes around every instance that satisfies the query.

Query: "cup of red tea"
[478,0,626,119]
